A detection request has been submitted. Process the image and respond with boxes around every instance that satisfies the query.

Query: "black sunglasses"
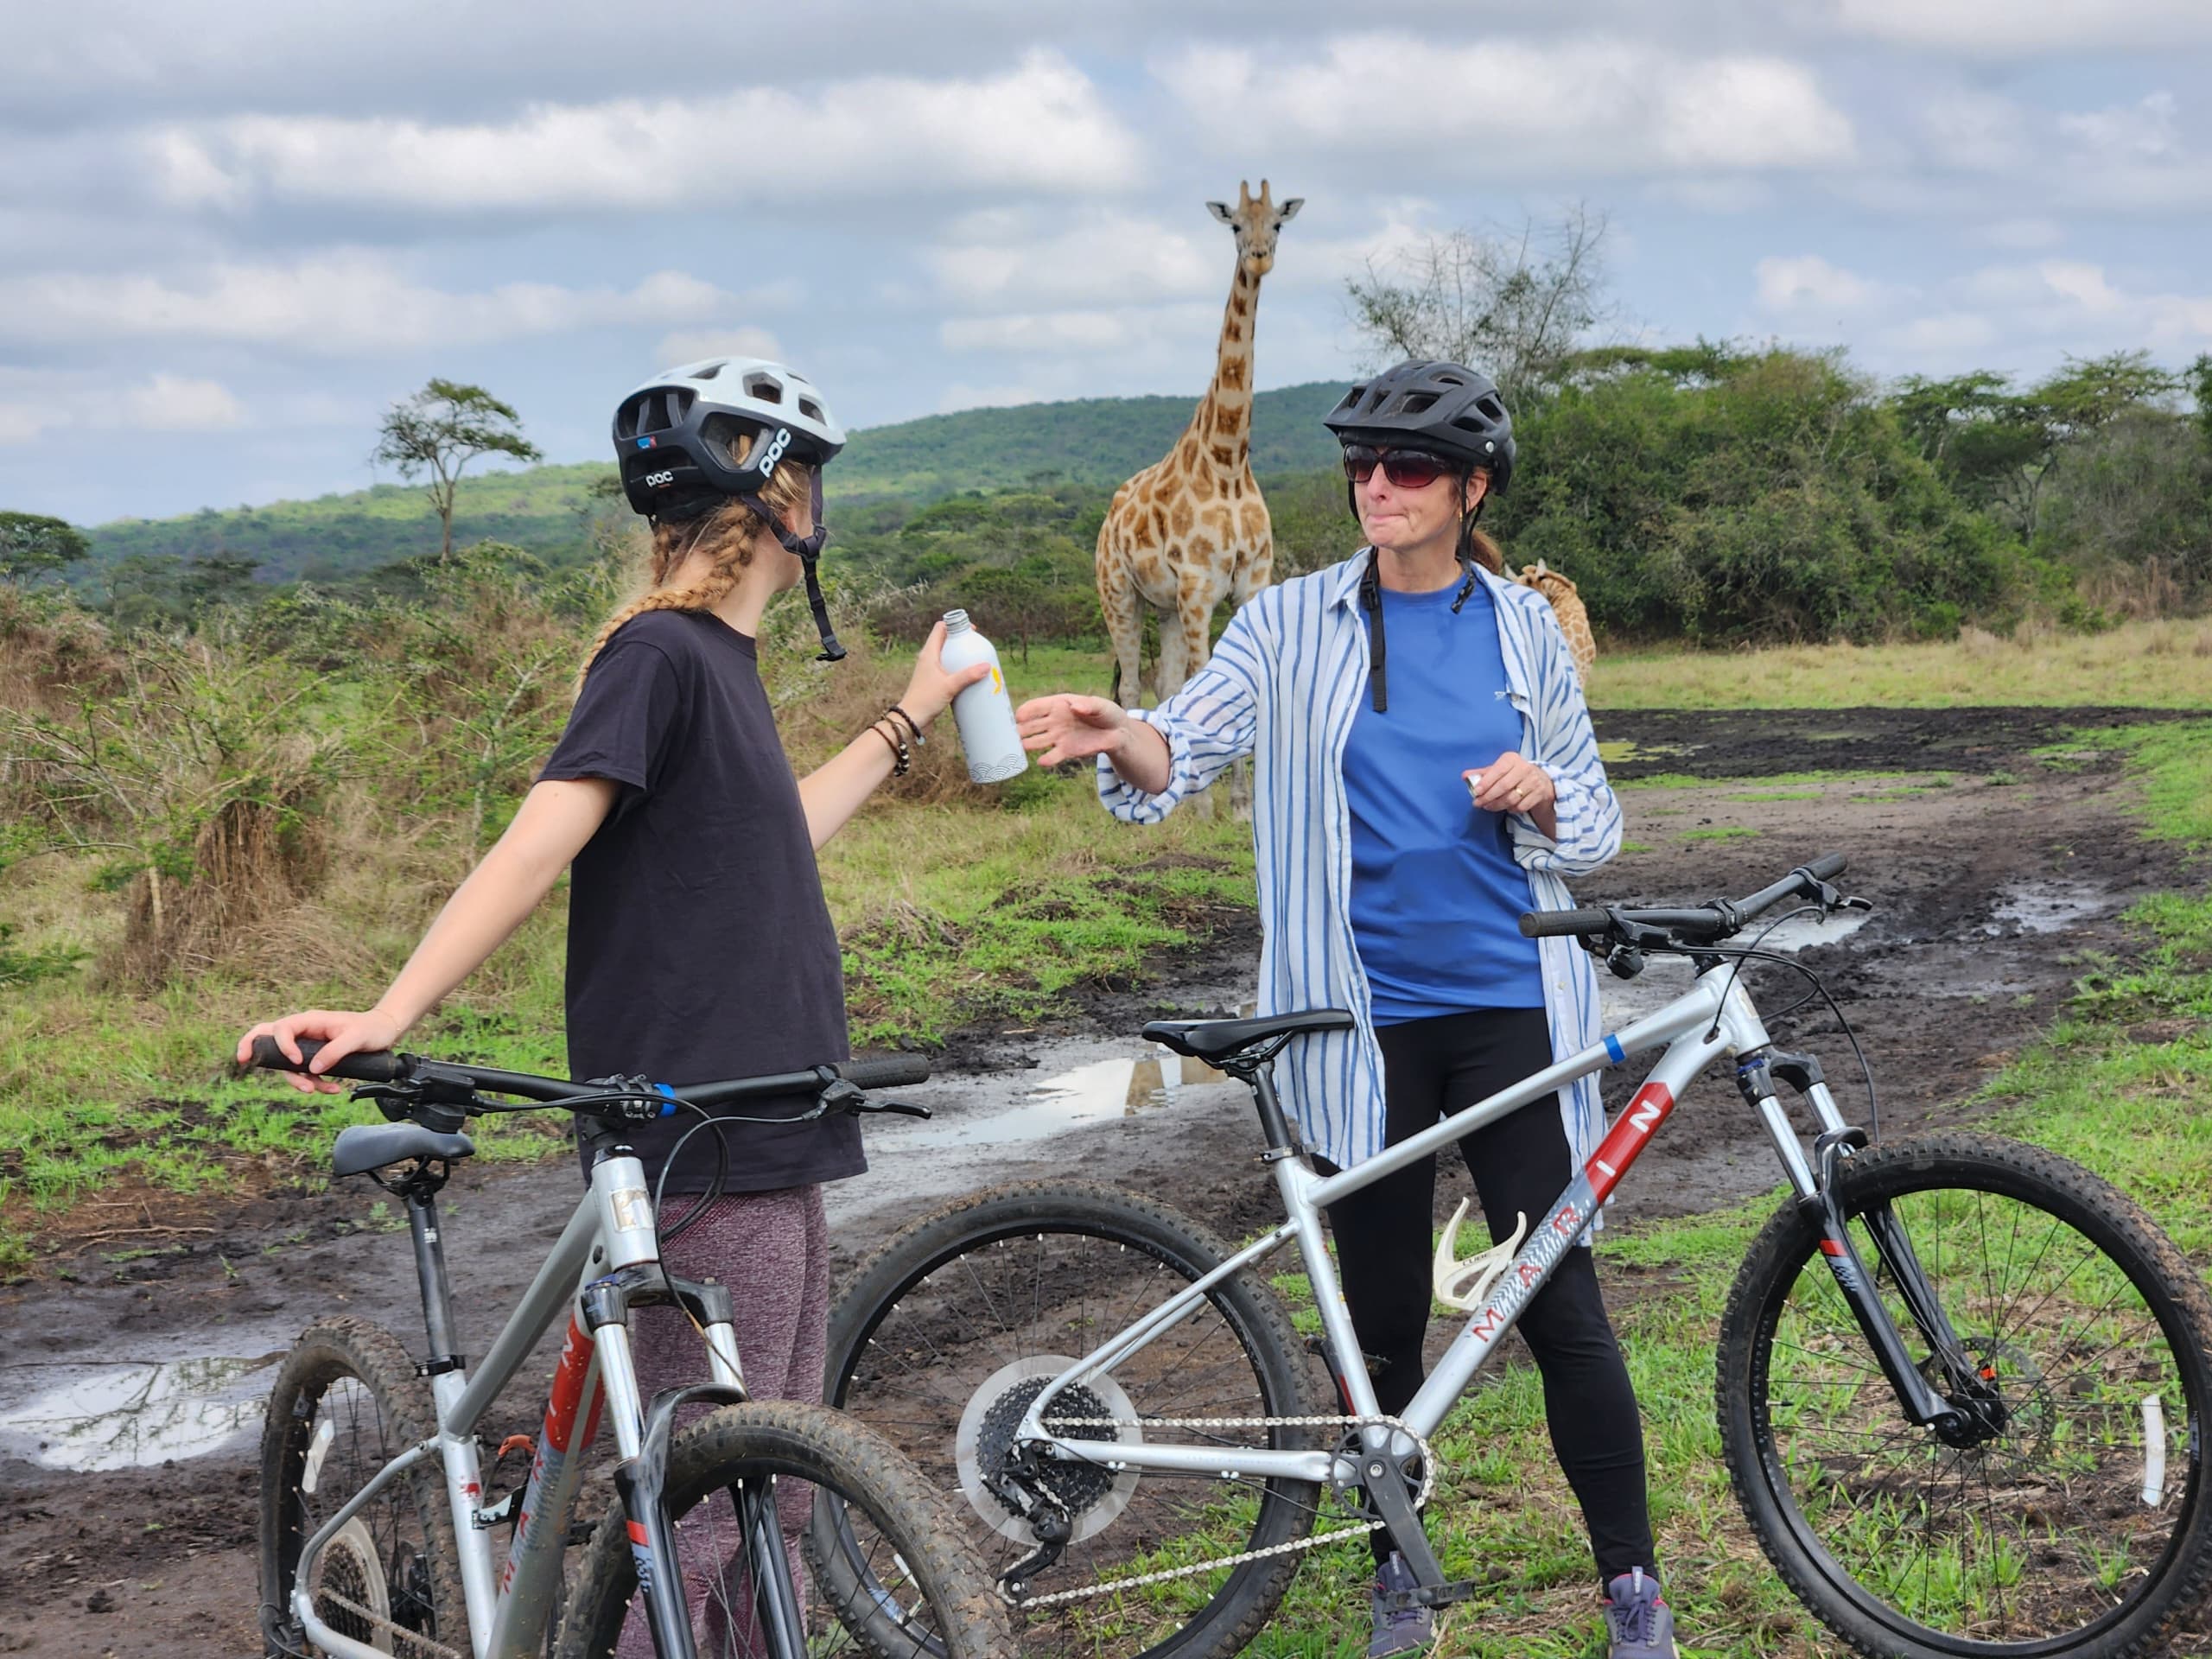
[1341,445,1456,491]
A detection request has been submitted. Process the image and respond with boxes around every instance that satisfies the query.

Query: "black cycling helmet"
[1324,360,1517,713]
[1321,359,1515,491]
[612,357,852,661]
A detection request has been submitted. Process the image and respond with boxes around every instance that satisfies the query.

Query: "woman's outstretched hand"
[1015,694,1130,767]
[898,620,991,728]
[237,1007,401,1095]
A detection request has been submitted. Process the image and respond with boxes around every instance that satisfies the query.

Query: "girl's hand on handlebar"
[237,1008,400,1094]
[1015,694,1130,767]
[1465,753,1555,819]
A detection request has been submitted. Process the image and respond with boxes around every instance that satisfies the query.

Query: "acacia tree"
[372,379,543,559]
[1344,206,1612,400]
[0,511,90,584]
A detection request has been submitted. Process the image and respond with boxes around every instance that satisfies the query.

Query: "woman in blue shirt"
[1017,361,1671,1659]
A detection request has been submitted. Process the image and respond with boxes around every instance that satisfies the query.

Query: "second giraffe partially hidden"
[1511,558,1597,683]
[1096,179,1300,717]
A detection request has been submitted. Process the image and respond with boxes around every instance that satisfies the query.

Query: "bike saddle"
[1141,1009,1356,1065]
[332,1122,476,1178]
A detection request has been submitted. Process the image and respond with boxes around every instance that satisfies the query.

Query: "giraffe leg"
[1096,537,1145,709]
[1170,588,1218,819]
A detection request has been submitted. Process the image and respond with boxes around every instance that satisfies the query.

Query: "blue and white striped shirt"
[1098,553,1624,1173]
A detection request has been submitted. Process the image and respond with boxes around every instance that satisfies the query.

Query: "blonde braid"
[575,424,815,689]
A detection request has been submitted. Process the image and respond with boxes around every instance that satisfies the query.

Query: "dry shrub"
[1957,625,2005,657]
[2009,616,2058,652]
[2082,556,2185,621]
[0,586,121,718]
[106,761,327,988]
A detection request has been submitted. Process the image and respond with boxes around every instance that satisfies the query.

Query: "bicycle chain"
[1001,1412,1437,1611]
[313,1589,467,1659]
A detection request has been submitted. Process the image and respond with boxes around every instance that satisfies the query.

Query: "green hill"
[84,381,1348,583]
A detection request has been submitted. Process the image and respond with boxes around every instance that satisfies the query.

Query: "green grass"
[1681,826,1761,842]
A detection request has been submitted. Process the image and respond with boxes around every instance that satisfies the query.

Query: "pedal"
[1379,1579,1484,1612]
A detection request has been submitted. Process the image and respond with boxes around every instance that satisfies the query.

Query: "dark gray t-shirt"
[539,608,860,1194]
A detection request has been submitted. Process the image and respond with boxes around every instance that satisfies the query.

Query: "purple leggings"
[613,1184,829,1657]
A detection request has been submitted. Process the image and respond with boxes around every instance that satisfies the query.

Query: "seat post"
[402,1179,464,1374]
[1247,1063,1300,1156]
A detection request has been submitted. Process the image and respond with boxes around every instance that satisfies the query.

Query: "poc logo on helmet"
[757,426,791,479]
[644,468,675,488]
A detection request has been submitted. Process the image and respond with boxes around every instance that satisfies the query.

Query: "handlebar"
[244,1038,933,1117]
[1518,854,1852,944]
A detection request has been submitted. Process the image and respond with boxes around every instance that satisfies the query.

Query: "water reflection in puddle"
[1986,880,2111,935]
[0,1353,282,1471]
[903,1051,1229,1148]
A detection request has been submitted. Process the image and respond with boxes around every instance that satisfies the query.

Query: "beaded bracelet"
[886,703,925,745]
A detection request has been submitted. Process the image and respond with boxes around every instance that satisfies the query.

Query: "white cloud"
[1967,218,2067,251]
[1152,36,1854,174]
[143,50,1139,214]
[653,327,784,368]
[926,210,1221,309]
[1755,254,1901,314]
[1827,0,2212,53]
[0,252,738,354]
[942,309,1153,355]
[0,371,243,446]
[1876,259,2212,370]
[1918,89,2032,172]
[2059,92,2183,164]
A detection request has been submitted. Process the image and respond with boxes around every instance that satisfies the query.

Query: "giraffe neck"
[1192,260,1260,473]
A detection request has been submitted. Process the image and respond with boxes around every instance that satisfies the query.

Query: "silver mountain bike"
[246,1038,1013,1659]
[826,855,2212,1659]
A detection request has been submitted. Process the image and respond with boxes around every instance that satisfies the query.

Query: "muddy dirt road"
[2,706,2199,1657]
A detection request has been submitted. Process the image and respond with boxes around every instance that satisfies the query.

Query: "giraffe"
[1096,180,1300,717]
[1512,558,1598,682]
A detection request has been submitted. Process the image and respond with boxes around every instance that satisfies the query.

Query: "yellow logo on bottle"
[989,666,1003,695]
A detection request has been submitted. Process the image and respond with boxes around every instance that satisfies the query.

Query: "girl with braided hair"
[240,358,985,1652]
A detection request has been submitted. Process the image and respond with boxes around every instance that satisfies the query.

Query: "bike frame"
[1014,956,1973,1525]
[286,1142,749,1659]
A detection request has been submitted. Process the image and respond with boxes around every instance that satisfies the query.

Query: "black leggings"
[1325,1007,1656,1583]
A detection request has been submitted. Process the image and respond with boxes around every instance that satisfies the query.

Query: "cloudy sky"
[5,0,2210,526]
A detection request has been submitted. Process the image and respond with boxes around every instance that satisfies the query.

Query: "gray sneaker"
[1369,1552,1433,1657]
[1602,1568,1677,1658]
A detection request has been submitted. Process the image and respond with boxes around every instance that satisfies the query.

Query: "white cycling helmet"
[611,356,854,660]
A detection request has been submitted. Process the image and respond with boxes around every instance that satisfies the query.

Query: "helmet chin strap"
[1449,473,1484,615]
[738,469,845,662]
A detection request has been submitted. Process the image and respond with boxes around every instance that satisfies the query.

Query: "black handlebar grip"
[836,1056,933,1090]
[1519,907,1615,938]
[247,1035,404,1084]
[1804,852,1848,881]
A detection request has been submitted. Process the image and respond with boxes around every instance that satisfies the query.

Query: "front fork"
[584,1267,797,1659]
[1738,1051,2000,1446]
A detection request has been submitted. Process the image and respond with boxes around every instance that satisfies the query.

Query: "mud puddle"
[0,1351,283,1472]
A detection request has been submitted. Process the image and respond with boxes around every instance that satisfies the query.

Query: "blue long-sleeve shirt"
[1098,553,1623,1173]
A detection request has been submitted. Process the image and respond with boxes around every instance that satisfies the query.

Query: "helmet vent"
[692,360,724,380]
[1399,393,1437,414]
[798,397,824,422]
[744,373,785,404]
[1476,395,1504,421]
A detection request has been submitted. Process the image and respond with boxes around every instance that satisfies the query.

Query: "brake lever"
[860,1096,933,1120]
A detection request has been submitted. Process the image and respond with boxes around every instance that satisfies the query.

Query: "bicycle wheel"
[826,1181,1325,1659]
[1719,1132,2212,1658]
[554,1399,1013,1659]
[259,1318,466,1659]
